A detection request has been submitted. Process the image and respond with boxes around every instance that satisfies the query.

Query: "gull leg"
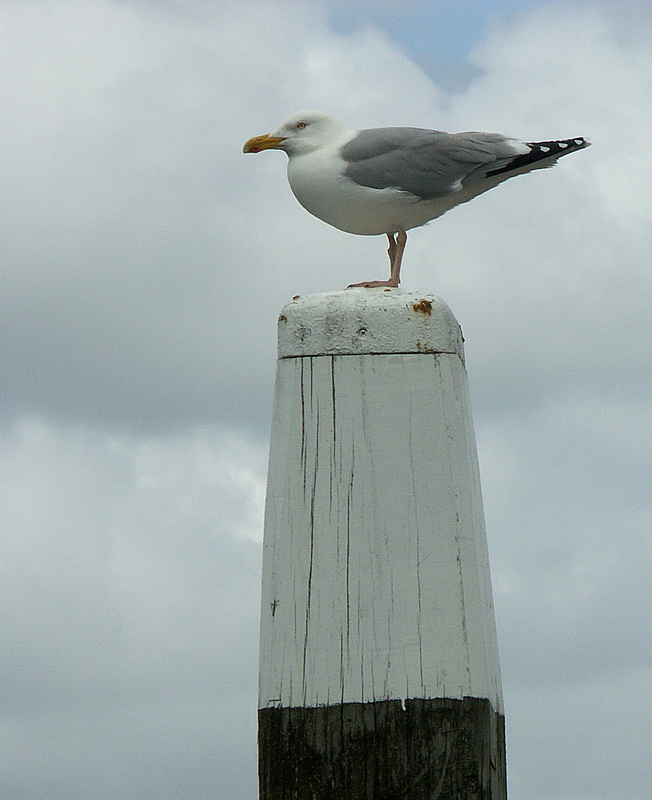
[387,232,397,265]
[347,231,404,289]
[389,230,407,286]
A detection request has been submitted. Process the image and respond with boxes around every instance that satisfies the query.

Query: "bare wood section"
[259,696,506,800]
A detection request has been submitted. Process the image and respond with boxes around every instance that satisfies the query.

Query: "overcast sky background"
[0,1,650,798]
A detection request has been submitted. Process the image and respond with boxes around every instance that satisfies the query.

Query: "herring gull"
[243,111,590,287]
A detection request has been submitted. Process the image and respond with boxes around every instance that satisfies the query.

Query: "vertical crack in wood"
[301,360,319,707]
[299,358,307,497]
[343,438,353,705]
[408,381,426,695]
[437,355,472,684]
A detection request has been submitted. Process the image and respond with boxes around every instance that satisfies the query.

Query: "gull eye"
[296,121,307,130]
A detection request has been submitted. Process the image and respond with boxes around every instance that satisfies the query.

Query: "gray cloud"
[0,418,263,797]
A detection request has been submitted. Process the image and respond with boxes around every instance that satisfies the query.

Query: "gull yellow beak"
[243,133,286,153]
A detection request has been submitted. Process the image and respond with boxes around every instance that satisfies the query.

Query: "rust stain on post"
[412,298,433,315]
[414,339,436,354]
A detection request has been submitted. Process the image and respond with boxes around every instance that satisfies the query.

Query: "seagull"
[243,111,590,288]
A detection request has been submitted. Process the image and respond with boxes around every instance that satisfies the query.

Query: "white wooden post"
[258,289,506,799]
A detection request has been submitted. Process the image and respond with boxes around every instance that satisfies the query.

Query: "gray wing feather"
[341,127,524,199]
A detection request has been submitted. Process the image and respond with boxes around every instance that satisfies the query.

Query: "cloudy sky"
[1,0,650,797]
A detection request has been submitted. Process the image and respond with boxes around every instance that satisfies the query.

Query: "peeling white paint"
[260,291,503,713]
[277,289,465,360]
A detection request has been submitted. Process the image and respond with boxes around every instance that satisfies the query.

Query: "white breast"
[286,146,423,236]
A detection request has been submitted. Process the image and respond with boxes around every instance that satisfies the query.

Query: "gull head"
[243,111,348,157]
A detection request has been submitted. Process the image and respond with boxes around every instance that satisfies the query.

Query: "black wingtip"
[485,136,590,178]
[527,137,591,155]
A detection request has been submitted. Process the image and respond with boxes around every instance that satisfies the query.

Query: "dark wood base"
[259,696,506,799]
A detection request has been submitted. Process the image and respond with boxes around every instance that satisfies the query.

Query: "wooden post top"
[277,288,465,361]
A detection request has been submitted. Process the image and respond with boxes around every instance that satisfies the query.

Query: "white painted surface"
[277,289,465,360]
[260,291,503,712]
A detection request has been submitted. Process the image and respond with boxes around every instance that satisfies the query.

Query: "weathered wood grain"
[259,697,506,800]
[260,352,502,709]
